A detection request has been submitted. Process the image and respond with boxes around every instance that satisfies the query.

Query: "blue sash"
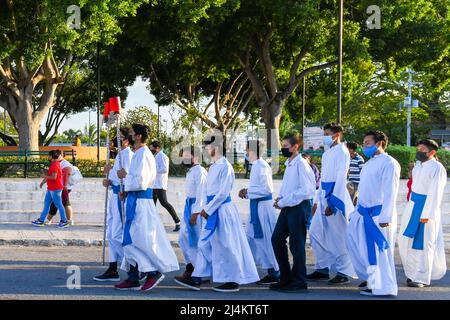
[250,194,273,239]
[183,197,198,247]
[202,194,232,241]
[403,192,427,250]
[122,188,153,246]
[357,204,390,266]
[321,181,346,216]
[111,185,123,223]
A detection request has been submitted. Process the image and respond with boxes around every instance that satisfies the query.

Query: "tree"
[122,105,159,143]
[0,0,148,151]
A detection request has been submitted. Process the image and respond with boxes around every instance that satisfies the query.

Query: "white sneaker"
[68,220,75,226]
[44,219,52,225]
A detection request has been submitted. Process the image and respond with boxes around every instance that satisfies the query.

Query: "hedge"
[1,146,448,179]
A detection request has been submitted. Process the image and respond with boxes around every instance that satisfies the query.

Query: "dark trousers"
[271,200,311,286]
[153,188,180,224]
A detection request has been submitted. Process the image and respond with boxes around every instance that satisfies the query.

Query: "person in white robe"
[174,146,208,290]
[308,123,356,284]
[238,140,280,285]
[399,139,447,287]
[94,128,133,282]
[115,124,179,292]
[347,130,400,296]
[191,135,260,292]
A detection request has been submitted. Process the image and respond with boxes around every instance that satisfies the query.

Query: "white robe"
[192,156,260,284]
[309,143,356,277]
[107,147,133,263]
[120,146,179,273]
[347,153,401,296]
[178,164,207,265]
[245,158,279,271]
[398,158,447,285]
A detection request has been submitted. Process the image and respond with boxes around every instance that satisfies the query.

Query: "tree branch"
[239,50,269,107]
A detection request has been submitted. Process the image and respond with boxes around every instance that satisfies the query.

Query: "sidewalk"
[1,222,449,253]
[0,223,179,247]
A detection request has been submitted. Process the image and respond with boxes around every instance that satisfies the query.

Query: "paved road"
[0,245,449,300]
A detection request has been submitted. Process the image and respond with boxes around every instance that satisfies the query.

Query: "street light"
[337,0,343,124]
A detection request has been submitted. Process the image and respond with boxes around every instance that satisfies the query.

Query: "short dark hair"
[417,139,439,152]
[346,141,358,151]
[364,130,389,148]
[282,134,302,148]
[120,128,134,145]
[323,123,343,134]
[132,124,149,143]
[49,149,62,159]
[150,140,161,149]
[247,139,265,158]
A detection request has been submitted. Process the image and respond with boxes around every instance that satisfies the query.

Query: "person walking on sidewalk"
[150,141,181,232]
[32,150,69,228]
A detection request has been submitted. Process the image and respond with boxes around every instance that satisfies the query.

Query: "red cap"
[109,97,121,113]
[103,102,110,121]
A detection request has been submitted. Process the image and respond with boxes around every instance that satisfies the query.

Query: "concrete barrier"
[0,178,448,226]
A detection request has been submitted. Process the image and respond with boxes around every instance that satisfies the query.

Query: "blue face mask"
[323,135,335,147]
[363,145,378,158]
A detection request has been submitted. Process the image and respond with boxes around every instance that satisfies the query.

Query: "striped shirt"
[349,153,364,183]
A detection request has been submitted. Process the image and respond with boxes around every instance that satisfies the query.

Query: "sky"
[54,77,174,134]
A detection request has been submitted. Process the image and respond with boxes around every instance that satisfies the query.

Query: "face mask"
[323,135,335,147]
[363,145,378,158]
[150,149,156,155]
[281,148,293,157]
[416,151,429,162]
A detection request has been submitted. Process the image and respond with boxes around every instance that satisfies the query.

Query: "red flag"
[109,97,121,113]
[103,102,110,121]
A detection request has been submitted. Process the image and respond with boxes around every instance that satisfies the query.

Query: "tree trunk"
[262,99,282,152]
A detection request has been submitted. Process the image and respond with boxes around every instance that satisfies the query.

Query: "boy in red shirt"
[32,150,69,228]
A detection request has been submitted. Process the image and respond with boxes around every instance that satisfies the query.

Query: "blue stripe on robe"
[122,188,153,246]
[403,192,427,250]
[202,194,232,241]
[357,204,390,266]
[321,181,346,216]
[250,194,273,239]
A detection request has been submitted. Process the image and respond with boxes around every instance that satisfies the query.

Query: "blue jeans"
[39,190,67,222]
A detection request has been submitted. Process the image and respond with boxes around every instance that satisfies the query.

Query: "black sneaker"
[406,278,412,283]
[139,272,147,281]
[256,275,279,285]
[269,280,291,291]
[327,275,349,285]
[306,271,329,281]
[173,223,181,232]
[212,282,239,292]
[93,269,120,282]
[358,281,368,290]
[174,276,201,291]
[359,288,373,296]
[407,281,428,288]
[278,283,308,293]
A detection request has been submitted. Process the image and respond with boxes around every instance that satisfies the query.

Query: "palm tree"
[63,129,82,142]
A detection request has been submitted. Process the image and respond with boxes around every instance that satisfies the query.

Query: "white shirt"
[357,153,401,223]
[411,158,447,220]
[185,164,208,213]
[204,156,234,216]
[278,154,316,208]
[152,150,169,190]
[124,146,156,192]
[59,159,73,190]
[108,147,134,186]
[247,158,273,199]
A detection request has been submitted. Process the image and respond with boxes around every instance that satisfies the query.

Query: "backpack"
[69,165,83,186]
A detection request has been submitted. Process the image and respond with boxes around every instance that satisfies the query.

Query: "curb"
[0,239,180,248]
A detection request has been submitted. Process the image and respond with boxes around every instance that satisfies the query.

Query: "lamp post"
[337,0,343,124]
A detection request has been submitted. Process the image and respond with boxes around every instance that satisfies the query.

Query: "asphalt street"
[0,245,448,300]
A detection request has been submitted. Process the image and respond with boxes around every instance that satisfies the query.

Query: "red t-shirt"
[47,161,64,191]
